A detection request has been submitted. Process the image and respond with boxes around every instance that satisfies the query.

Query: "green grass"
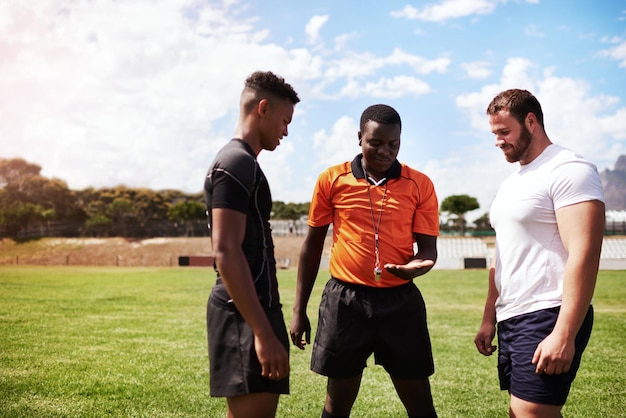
[0,267,624,417]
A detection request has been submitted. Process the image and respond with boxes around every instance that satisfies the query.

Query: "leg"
[509,394,563,418]
[226,392,280,418]
[501,307,593,418]
[392,377,436,417]
[373,284,436,416]
[323,375,363,416]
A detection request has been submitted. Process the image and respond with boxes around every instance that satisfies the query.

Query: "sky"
[2,0,626,221]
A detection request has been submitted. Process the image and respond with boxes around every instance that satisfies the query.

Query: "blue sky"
[2,0,625,221]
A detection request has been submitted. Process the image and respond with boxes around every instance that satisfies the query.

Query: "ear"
[358,131,362,146]
[257,98,269,117]
[526,112,537,132]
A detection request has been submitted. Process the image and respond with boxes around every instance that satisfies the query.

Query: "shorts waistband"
[330,276,413,292]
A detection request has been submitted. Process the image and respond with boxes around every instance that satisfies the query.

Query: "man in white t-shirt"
[474,89,605,418]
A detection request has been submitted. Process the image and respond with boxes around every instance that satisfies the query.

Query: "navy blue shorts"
[207,294,289,397]
[311,277,434,379]
[497,305,593,405]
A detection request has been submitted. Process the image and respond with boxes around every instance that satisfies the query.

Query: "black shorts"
[311,277,434,379]
[207,294,290,397]
[497,305,593,406]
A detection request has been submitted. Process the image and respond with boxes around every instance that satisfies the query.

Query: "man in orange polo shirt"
[290,104,440,418]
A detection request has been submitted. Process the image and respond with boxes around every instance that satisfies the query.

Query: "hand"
[474,322,497,356]
[532,332,575,375]
[384,258,435,281]
[255,333,290,380]
[289,311,311,350]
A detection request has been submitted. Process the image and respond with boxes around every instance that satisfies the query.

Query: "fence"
[1,216,625,240]
[0,219,211,240]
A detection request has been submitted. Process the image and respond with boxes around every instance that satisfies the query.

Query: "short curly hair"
[244,71,300,105]
[359,104,401,132]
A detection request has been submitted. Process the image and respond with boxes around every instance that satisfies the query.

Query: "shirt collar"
[350,153,401,185]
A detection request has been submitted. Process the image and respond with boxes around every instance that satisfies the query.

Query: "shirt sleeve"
[412,174,440,236]
[210,162,254,214]
[550,160,605,211]
[308,169,334,227]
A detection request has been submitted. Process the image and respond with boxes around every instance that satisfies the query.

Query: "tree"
[0,202,46,237]
[167,200,206,236]
[0,158,83,237]
[440,194,480,236]
[133,188,169,224]
[473,212,494,234]
[107,197,137,237]
[0,157,315,238]
[83,214,113,237]
[0,158,42,190]
[21,176,78,219]
[271,201,309,220]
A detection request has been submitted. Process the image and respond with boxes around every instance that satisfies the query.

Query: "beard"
[503,124,532,163]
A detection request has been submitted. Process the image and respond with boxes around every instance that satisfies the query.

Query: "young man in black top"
[204,71,299,418]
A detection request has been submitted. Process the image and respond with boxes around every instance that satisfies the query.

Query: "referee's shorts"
[311,277,434,379]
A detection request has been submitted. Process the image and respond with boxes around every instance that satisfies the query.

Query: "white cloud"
[334,32,358,51]
[423,154,514,221]
[524,24,545,38]
[536,74,626,163]
[391,0,499,22]
[305,14,328,45]
[339,76,431,99]
[461,61,492,79]
[0,0,320,192]
[257,139,299,201]
[312,115,359,170]
[388,48,451,74]
[322,49,450,87]
[597,108,626,141]
[600,38,626,68]
[456,57,536,132]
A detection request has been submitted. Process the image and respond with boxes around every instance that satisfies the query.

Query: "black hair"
[244,71,300,105]
[359,104,401,131]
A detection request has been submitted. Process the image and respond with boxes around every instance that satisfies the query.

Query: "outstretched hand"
[384,258,435,281]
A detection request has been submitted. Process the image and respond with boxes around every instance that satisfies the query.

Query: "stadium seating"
[437,237,489,258]
[434,236,626,270]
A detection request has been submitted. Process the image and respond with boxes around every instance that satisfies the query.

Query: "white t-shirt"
[489,144,604,322]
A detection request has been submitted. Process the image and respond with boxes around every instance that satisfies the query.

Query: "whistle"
[374,267,382,281]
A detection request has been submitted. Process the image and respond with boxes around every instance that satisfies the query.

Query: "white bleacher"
[601,238,626,259]
[606,210,626,222]
[435,237,490,270]
[437,237,489,258]
[600,237,626,270]
[434,237,626,270]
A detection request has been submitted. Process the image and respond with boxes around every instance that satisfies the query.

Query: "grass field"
[0,267,624,417]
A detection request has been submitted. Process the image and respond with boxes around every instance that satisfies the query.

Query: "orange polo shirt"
[308,155,439,288]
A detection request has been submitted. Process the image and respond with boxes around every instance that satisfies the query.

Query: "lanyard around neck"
[363,167,388,282]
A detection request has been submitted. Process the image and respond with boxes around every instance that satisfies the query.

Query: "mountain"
[600,155,626,210]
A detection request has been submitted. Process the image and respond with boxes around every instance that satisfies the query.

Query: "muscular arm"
[532,199,605,374]
[384,233,437,280]
[475,255,499,356]
[289,225,328,349]
[211,207,289,380]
